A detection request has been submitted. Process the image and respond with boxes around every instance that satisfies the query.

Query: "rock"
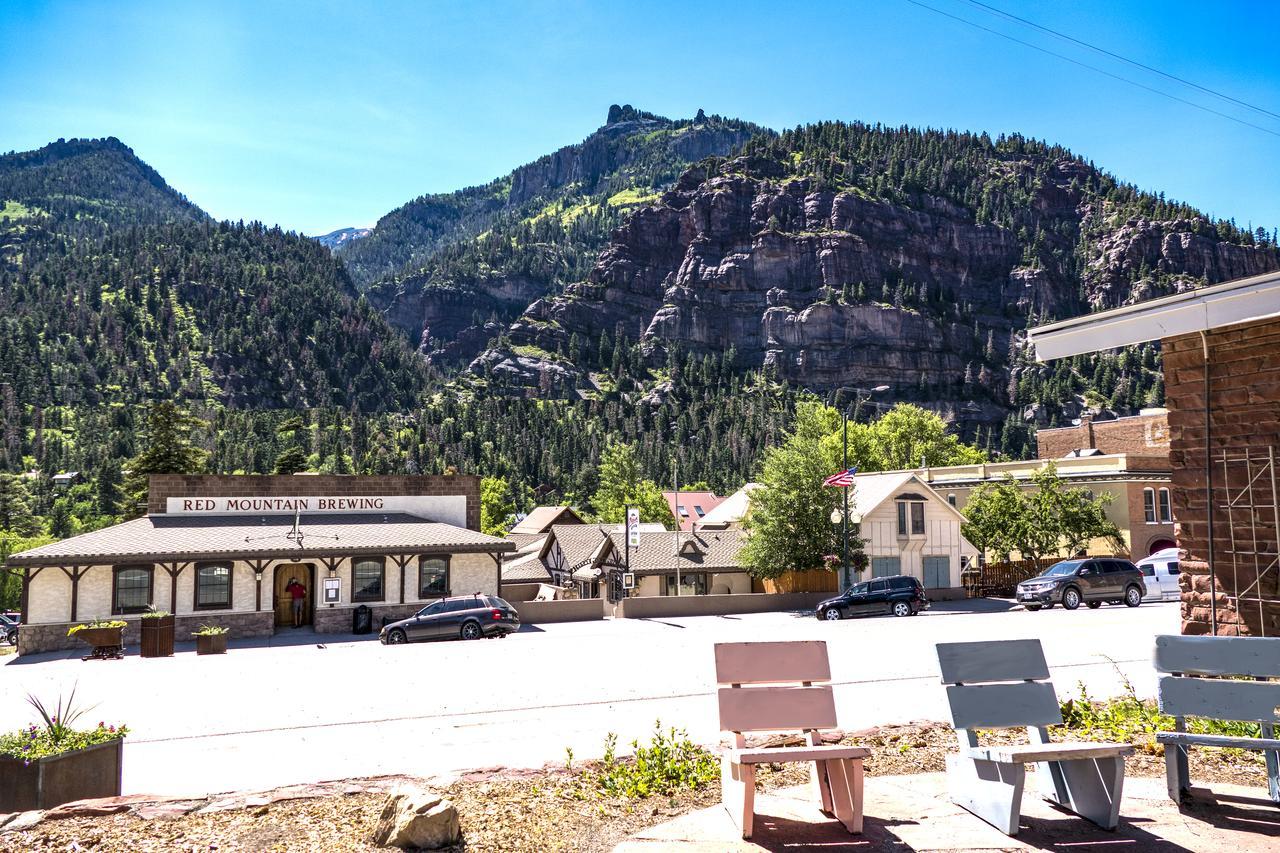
[0,810,43,833]
[370,786,460,850]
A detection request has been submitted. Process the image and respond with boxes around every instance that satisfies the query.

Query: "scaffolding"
[1217,446,1280,637]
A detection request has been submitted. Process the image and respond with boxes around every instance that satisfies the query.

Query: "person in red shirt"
[285,577,306,628]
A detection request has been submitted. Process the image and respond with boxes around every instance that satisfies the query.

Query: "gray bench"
[1154,634,1280,804]
[936,638,1134,835]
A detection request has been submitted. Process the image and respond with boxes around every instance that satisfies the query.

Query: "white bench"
[936,638,1134,835]
[1154,634,1280,804]
[714,640,870,839]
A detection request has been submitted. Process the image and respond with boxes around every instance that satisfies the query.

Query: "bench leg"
[947,754,1024,836]
[721,756,756,839]
[821,758,864,834]
[1039,756,1125,830]
[1262,723,1280,804]
[810,757,834,816]
[1164,742,1190,803]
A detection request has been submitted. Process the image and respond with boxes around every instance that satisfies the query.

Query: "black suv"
[379,594,520,644]
[1016,558,1147,611]
[816,575,930,620]
[1,612,18,646]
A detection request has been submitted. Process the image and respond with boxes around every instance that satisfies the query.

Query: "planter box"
[195,633,227,655]
[0,738,123,812]
[73,626,125,660]
[140,615,175,658]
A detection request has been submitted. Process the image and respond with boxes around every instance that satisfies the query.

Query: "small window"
[112,565,153,615]
[910,502,925,535]
[677,505,688,517]
[194,562,232,610]
[1143,488,1156,523]
[1140,565,1155,577]
[352,557,385,602]
[868,579,889,594]
[693,505,705,516]
[947,494,957,507]
[897,501,907,536]
[418,556,449,599]
[1167,561,1180,575]
[1158,488,1172,523]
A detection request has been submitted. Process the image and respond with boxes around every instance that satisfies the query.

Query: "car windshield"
[846,584,868,596]
[1043,560,1086,577]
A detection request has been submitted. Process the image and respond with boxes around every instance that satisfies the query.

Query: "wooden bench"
[714,640,870,839]
[1154,634,1280,805]
[936,638,1134,835]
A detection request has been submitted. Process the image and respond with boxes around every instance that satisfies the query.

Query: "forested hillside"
[343,106,767,364]
[474,120,1279,451]
[0,138,427,415]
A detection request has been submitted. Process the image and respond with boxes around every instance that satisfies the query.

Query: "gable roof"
[848,472,968,525]
[509,506,585,535]
[501,551,553,583]
[599,528,745,575]
[695,484,761,528]
[550,524,615,570]
[662,491,724,531]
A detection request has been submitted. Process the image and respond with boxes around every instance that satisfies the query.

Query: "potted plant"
[193,624,228,655]
[67,619,127,661]
[139,609,174,658]
[0,688,128,811]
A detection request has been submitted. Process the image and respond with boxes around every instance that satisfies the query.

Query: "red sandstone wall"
[1164,317,1280,636]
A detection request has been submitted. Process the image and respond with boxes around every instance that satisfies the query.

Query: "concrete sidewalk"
[614,772,1280,851]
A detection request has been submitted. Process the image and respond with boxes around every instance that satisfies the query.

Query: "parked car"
[816,575,930,620]
[379,594,520,644]
[1016,558,1147,611]
[1135,547,1181,601]
[1,612,19,646]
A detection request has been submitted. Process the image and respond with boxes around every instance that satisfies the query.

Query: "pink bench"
[714,640,869,839]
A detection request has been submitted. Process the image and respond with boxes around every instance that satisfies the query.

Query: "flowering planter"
[0,738,123,812]
[140,615,175,658]
[195,633,227,655]
[73,626,125,661]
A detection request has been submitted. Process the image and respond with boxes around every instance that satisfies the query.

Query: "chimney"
[1081,413,1096,450]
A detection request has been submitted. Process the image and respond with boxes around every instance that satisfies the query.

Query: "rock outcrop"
[370,786,461,850]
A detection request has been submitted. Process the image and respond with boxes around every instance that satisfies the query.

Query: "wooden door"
[274,564,314,627]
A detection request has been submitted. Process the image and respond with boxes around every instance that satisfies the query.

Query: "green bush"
[575,722,720,800]
[0,688,128,765]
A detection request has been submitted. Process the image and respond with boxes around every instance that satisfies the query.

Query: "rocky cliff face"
[472,136,1279,431]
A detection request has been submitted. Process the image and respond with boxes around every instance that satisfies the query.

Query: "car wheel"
[1124,585,1142,608]
[892,601,912,617]
[460,621,483,640]
[1086,601,1101,609]
[1024,604,1042,612]
[1062,587,1081,610]
[823,608,842,621]
[386,629,407,645]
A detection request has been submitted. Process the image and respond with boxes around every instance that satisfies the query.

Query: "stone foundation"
[313,602,426,634]
[17,611,275,655]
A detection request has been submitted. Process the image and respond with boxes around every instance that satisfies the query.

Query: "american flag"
[823,467,858,487]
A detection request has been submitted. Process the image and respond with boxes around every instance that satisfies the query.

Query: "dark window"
[418,556,449,599]
[112,565,153,614]
[1158,488,1172,523]
[868,580,889,594]
[947,494,957,507]
[1143,488,1156,523]
[194,562,232,609]
[693,505,705,516]
[897,501,907,536]
[418,601,445,617]
[910,502,925,535]
[1167,561,1180,575]
[664,573,707,596]
[352,557,384,602]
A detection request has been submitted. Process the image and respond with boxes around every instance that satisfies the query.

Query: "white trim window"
[1157,488,1173,523]
[897,500,926,537]
[1143,488,1156,524]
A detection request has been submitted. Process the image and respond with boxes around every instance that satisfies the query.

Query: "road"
[0,599,1179,797]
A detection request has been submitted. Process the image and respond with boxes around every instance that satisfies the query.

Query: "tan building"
[919,453,1176,560]
[9,475,513,654]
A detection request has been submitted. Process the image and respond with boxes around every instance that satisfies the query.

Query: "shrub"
[66,619,126,637]
[0,687,127,765]
[192,625,228,636]
[577,721,719,800]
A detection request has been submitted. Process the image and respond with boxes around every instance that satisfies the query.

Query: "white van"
[1136,547,1181,601]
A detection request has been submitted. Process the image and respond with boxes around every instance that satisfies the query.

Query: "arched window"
[418,555,449,599]
[1143,488,1156,524]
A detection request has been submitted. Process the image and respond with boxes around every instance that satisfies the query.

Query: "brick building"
[1030,271,1280,636]
[8,475,512,654]
[1035,410,1170,460]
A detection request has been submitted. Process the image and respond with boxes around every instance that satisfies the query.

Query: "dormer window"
[896,497,925,536]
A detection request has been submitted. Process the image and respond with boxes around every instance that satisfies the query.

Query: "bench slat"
[1154,635,1280,678]
[729,744,870,764]
[1158,675,1280,724]
[945,682,1063,729]
[936,639,1049,685]
[1156,732,1280,751]
[965,742,1133,763]
[715,641,831,685]
[718,686,837,733]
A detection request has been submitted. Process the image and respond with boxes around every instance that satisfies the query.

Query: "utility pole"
[841,412,850,591]
[673,454,680,596]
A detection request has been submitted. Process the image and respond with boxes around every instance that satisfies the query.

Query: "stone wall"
[147,474,481,531]
[18,611,274,655]
[313,602,423,634]
[1036,412,1170,460]
[1164,317,1280,636]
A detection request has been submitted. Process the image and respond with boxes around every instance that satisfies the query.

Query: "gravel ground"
[3,722,1269,852]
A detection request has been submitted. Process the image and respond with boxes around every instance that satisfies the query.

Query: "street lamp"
[832,385,890,590]
[670,423,700,596]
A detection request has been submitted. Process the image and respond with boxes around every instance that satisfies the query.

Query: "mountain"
[315,226,371,250]
[0,138,426,414]
[468,121,1279,446]
[340,105,768,364]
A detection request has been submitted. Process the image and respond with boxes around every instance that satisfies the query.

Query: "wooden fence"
[962,558,1059,598]
[752,570,840,594]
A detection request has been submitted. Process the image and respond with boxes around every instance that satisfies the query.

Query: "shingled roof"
[605,529,746,575]
[7,513,514,566]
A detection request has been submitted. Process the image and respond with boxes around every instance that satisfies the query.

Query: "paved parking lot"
[0,599,1179,797]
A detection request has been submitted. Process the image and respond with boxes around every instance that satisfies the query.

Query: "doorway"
[274,563,315,628]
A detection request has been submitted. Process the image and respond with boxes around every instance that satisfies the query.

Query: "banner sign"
[626,507,640,547]
[165,495,467,528]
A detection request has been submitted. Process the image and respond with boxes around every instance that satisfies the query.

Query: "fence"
[963,558,1060,598]
[753,570,840,594]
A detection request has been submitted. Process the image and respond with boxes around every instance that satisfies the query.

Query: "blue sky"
[2,0,1277,237]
